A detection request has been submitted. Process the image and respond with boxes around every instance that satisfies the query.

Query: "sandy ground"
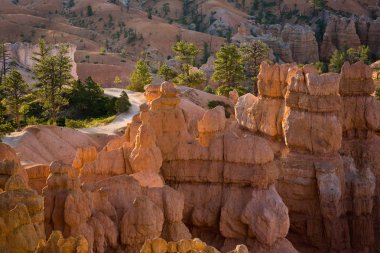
[79,88,146,135]
[2,89,145,147]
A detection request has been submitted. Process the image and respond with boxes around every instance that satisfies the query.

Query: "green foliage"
[207,100,231,118]
[0,103,14,139]
[1,69,29,129]
[99,47,106,55]
[174,70,206,88]
[114,76,122,85]
[376,87,380,100]
[65,118,86,128]
[202,42,210,64]
[328,50,346,73]
[65,115,116,129]
[203,85,215,94]
[162,3,170,17]
[240,41,269,94]
[173,41,199,75]
[65,0,75,8]
[158,64,178,81]
[87,5,94,16]
[215,85,248,97]
[329,46,372,73]
[0,42,11,85]
[313,61,328,73]
[212,44,244,86]
[115,91,131,113]
[32,40,73,124]
[309,0,326,10]
[128,60,152,92]
[67,77,116,118]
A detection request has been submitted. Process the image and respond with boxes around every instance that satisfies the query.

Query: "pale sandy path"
[78,88,146,135]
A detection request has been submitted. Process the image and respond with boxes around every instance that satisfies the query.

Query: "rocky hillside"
[0,0,379,87]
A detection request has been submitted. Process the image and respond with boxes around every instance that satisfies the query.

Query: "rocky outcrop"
[320,16,361,61]
[8,42,78,80]
[236,62,294,138]
[233,22,319,63]
[0,143,28,189]
[0,174,45,253]
[338,61,380,251]
[108,82,297,253]
[236,61,380,252]
[35,230,88,253]
[43,155,191,253]
[140,237,248,253]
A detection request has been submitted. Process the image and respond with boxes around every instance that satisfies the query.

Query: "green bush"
[67,77,116,119]
[208,100,231,118]
[203,85,215,94]
[115,91,131,113]
[376,87,380,100]
[216,85,248,97]
[65,119,86,128]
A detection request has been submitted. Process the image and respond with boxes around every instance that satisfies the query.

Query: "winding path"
[78,88,146,135]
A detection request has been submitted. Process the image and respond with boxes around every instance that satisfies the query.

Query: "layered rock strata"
[235,61,380,252]
[76,82,298,252]
[338,61,380,251]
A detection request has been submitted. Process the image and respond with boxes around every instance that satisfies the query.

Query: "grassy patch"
[65,115,116,128]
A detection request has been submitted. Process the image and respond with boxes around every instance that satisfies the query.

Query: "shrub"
[203,85,215,94]
[115,91,131,113]
[65,119,86,128]
[376,87,380,100]
[67,77,116,119]
[216,85,248,97]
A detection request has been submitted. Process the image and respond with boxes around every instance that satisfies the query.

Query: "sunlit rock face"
[2,60,379,253]
[235,61,379,252]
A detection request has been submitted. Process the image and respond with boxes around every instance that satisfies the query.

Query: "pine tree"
[128,59,152,92]
[115,91,131,113]
[162,3,170,17]
[172,41,199,76]
[158,64,177,81]
[174,70,206,88]
[328,50,346,73]
[240,40,269,95]
[0,42,10,85]
[87,5,94,16]
[33,41,73,124]
[1,69,29,129]
[212,44,245,86]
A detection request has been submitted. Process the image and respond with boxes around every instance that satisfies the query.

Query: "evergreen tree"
[172,41,199,76]
[240,40,269,94]
[212,44,245,86]
[328,50,346,73]
[115,91,131,113]
[162,3,170,17]
[0,103,13,139]
[1,69,29,129]
[158,64,177,81]
[174,70,206,88]
[202,42,210,64]
[33,41,73,124]
[329,46,371,73]
[346,45,371,64]
[68,77,114,118]
[87,5,94,16]
[0,42,10,85]
[128,59,152,92]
